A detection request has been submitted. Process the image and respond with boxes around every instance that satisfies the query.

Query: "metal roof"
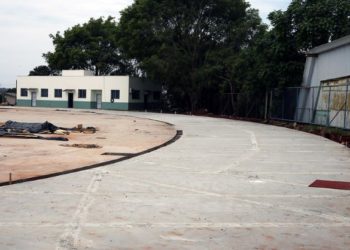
[307,34,350,56]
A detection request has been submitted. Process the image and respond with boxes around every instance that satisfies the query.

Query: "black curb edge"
[0,130,183,187]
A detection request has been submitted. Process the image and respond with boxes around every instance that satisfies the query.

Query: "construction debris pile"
[60,143,101,149]
[0,120,96,141]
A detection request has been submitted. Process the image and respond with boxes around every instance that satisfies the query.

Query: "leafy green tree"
[44,17,132,75]
[267,0,350,84]
[29,65,53,76]
[118,0,264,111]
[227,0,350,117]
[6,88,16,93]
[250,10,305,89]
[286,0,350,51]
[242,0,350,90]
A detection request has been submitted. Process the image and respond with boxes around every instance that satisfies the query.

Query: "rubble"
[54,129,69,135]
[60,143,101,149]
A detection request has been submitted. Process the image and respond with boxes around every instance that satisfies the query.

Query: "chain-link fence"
[215,92,265,118]
[270,79,350,130]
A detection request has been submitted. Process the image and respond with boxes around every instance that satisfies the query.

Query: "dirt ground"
[0,107,176,183]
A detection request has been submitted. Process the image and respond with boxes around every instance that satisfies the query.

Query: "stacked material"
[0,121,96,141]
[0,121,58,134]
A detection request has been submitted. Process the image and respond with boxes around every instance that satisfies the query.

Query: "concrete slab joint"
[0,107,350,249]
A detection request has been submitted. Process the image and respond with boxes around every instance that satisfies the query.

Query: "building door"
[31,92,37,107]
[96,93,102,109]
[68,93,74,108]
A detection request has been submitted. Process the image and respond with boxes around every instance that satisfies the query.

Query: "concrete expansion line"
[114,174,350,224]
[2,222,350,229]
[213,129,260,174]
[83,222,350,228]
[0,191,87,195]
[0,191,347,199]
[56,169,106,250]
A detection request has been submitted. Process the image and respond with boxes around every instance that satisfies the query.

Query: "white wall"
[17,75,130,103]
[309,45,350,87]
[103,76,130,103]
[62,70,94,77]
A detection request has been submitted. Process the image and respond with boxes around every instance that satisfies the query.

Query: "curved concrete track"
[1,110,350,249]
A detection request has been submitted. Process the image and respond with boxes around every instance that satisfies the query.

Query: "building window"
[131,89,140,100]
[54,89,62,98]
[78,89,86,98]
[20,88,28,97]
[41,88,48,97]
[153,91,161,100]
[111,90,120,101]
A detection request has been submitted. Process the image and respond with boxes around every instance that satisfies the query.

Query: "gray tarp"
[0,120,69,141]
[0,120,58,134]
[0,120,94,141]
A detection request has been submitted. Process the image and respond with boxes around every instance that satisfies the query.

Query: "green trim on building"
[16,99,32,107]
[36,100,68,108]
[101,102,129,110]
[17,99,129,110]
[73,101,93,109]
[90,102,97,109]
[17,99,68,108]
[16,99,92,109]
[17,98,159,111]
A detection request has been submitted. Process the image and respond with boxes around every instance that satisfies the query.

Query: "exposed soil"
[0,107,176,184]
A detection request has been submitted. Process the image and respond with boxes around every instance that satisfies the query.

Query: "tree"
[29,65,53,76]
[286,0,350,51]
[117,0,264,111]
[241,0,350,91]
[44,17,132,76]
[224,0,350,118]
[6,88,16,93]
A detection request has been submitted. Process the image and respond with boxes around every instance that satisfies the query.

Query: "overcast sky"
[0,0,290,88]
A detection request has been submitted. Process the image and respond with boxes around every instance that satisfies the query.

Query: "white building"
[16,70,161,110]
[297,35,350,129]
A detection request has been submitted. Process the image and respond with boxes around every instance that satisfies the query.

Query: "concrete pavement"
[1,111,350,249]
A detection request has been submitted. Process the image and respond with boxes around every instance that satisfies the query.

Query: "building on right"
[297,35,350,129]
